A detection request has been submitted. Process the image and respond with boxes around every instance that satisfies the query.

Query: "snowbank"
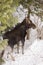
[3,39,43,65]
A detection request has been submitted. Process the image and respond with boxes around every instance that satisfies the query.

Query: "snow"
[3,39,43,65]
[2,5,43,65]
[13,5,28,23]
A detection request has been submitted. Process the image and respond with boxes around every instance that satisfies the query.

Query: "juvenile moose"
[3,16,36,54]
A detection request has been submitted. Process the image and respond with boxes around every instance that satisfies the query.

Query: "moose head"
[23,16,36,30]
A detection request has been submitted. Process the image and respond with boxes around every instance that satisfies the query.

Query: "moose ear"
[25,16,32,24]
[25,17,30,23]
[29,19,32,23]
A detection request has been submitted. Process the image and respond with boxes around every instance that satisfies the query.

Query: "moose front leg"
[26,29,30,39]
[17,43,19,53]
[21,39,25,54]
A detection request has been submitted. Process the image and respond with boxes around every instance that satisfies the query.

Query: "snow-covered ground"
[3,39,43,65]
[2,5,43,65]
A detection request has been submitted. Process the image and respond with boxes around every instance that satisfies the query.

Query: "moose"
[2,16,36,55]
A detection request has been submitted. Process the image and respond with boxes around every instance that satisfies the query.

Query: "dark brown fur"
[3,17,36,54]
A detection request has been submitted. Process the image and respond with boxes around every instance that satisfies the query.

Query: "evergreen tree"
[0,0,21,34]
[20,0,43,20]
[0,0,20,64]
